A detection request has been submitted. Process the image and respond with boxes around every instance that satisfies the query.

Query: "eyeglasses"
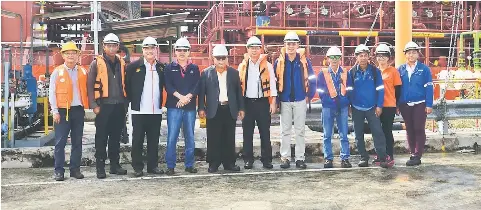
[376,54,389,58]
[214,56,227,60]
[175,49,189,52]
[63,52,78,56]
[328,55,341,60]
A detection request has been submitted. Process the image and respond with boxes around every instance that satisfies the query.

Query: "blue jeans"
[165,108,196,169]
[322,106,350,160]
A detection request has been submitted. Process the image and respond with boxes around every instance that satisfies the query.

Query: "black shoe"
[406,156,422,166]
[280,159,291,169]
[147,167,164,174]
[69,169,84,179]
[324,160,334,168]
[208,166,219,173]
[341,160,352,168]
[96,159,106,179]
[244,161,253,169]
[296,160,307,169]
[262,162,274,169]
[224,164,241,172]
[110,163,127,175]
[134,170,144,177]
[358,159,369,167]
[54,172,64,181]
[185,167,198,173]
[166,168,175,176]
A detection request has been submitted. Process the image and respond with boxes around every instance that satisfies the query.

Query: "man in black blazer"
[125,37,165,177]
[198,44,245,173]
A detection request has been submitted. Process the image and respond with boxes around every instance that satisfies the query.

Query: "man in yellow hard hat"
[49,41,89,181]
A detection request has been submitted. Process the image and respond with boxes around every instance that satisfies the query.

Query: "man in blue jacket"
[397,41,434,166]
[317,46,352,168]
[273,31,316,169]
[349,44,392,168]
[164,37,200,175]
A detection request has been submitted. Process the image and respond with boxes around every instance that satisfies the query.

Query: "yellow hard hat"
[61,42,80,53]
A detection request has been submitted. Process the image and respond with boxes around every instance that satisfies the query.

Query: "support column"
[341,36,345,66]
[395,1,412,67]
[306,35,310,57]
[425,37,430,65]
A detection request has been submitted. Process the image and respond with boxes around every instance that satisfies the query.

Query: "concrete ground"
[2,153,481,210]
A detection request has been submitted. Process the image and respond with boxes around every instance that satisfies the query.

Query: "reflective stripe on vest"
[55,65,89,109]
[275,47,309,93]
[239,53,271,97]
[94,55,126,99]
[321,68,347,98]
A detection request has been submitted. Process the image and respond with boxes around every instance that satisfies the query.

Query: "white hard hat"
[403,41,420,52]
[246,36,262,47]
[326,46,342,57]
[212,44,228,56]
[354,44,370,55]
[142,37,157,47]
[174,37,191,49]
[375,44,391,55]
[103,33,120,44]
[284,31,300,42]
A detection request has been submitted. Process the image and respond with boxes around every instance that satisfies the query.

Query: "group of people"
[49,31,433,181]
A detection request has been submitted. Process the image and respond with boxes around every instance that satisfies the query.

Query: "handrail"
[198,4,218,44]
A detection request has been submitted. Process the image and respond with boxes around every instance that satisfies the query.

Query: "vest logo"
[60,78,65,82]
[136,68,141,72]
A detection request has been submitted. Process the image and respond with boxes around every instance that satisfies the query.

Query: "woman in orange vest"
[375,44,401,164]
[48,42,89,181]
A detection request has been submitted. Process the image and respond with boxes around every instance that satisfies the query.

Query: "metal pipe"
[3,46,10,146]
[93,0,99,55]
[150,1,154,17]
[10,93,15,146]
[476,1,480,30]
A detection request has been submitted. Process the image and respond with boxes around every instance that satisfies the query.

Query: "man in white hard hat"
[198,44,245,173]
[397,41,433,166]
[316,46,352,168]
[349,44,392,168]
[164,37,200,175]
[87,33,128,179]
[274,31,316,169]
[238,36,277,170]
[125,37,165,177]
[375,43,402,164]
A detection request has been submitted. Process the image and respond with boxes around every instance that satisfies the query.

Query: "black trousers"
[242,98,272,163]
[380,107,397,159]
[206,105,236,168]
[131,114,162,171]
[94,103,126,163]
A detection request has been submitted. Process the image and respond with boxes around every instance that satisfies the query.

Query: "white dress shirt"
[217,70,228,102]
[131,59,163,114]
[245,58,278,98]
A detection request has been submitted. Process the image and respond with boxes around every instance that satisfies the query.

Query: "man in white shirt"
[125,37,165,177]
[238,36,277,169]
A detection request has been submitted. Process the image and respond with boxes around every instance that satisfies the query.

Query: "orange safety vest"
[321,67,347,98]
[94,55,126,99]
[55,65,89,109]
[275,47,309,93]
[238,53,271,98]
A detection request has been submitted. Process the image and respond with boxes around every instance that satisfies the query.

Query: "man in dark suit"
[198,44,245,173]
